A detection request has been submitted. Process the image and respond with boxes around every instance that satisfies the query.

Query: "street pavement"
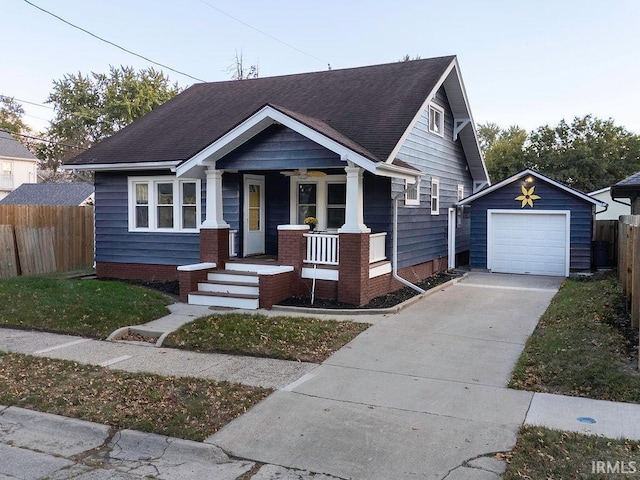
[3,272,640,479]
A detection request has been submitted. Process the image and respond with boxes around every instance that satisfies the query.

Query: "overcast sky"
[3,0,639,135]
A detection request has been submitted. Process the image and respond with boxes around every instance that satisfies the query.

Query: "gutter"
[392,183,425,294]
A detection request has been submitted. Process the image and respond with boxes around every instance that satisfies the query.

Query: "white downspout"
[392,184,425,294]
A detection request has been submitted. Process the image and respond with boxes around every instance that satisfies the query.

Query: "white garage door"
[489,211,569,276]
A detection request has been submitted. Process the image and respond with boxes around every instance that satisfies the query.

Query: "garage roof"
[457,169,606,207]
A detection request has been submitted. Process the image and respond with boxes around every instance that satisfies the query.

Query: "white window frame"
[404,179,420,206]
[128,176,201,233]
[430,177,440,215]
[289,174,346,231]
[429,104,444,137]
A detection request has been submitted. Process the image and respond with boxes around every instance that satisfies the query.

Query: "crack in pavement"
[440,450,509,480]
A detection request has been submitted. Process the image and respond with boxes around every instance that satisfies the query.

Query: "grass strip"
[0,276,170,338]
[504,425,640,479]
[0,352,271,442]
[163,313,370,363]
[509,273,640,403]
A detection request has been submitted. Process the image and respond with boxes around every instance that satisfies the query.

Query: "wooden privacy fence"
[618,215,640,369]
[0,205,94,278]
[593,219,618,267]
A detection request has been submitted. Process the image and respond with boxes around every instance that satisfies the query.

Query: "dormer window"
[429,104,444,137]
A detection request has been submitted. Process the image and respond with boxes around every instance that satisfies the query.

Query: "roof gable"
[458,169,606,207]
[65,57,456,168]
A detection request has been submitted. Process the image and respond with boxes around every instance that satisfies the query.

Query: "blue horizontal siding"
[94,172,200,266]
[393,87,474,268]
[216,124,346,170]
[469,178,594,271]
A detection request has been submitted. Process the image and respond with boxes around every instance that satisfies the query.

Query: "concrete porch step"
[198,280,260,296]
[188,291,260,309]
[208,270,260,284]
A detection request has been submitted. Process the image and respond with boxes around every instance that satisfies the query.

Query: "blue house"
[64,56,489,308]
[457,169,606,276]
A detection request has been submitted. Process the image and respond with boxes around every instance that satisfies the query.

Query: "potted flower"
[304,216,318,231]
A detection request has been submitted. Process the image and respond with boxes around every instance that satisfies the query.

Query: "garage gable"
[460,170,601,275]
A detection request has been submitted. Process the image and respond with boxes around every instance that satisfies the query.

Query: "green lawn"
[504,425,640,479]
[0,276,170,338]
[0,351,270,441]
[509,273,640,403]
[163,313,370,363]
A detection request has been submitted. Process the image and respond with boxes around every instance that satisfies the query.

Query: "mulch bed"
[278,272,460,309]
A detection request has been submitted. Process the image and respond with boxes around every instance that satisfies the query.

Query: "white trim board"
[459,169,606,208]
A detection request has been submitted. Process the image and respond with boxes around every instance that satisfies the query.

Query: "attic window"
[429,104,444,137]
[405,179,420,206]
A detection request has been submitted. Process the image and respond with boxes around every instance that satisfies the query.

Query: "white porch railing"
[229,229,238,257]
[304,232,339,265]
[369,232,387,263]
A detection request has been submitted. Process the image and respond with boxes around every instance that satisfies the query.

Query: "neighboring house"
[0,129,38,201]
[0,182,94,206]
[610,172,640,214]
[458,169,606,277]
[589,187,630,220]
[64,56,489,308]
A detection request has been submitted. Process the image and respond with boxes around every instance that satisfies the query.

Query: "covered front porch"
[172,106,423,308]
[178,164,394,308]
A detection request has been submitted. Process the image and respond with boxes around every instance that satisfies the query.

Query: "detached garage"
[457,169,606,277]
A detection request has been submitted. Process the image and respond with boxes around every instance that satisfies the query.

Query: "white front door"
[243,175,265,256]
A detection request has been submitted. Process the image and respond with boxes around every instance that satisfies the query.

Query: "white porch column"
[338,165,370,233]
[201,168,230,228]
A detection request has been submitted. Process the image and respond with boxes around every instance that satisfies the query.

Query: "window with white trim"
[404,179,420,206]
[290,175,346,230]
[128,176,201,232]
[429,104,444,136]
[326,183,346,228]
[430,177,440,215]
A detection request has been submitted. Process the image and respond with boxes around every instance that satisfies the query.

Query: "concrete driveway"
[207,272,563,480]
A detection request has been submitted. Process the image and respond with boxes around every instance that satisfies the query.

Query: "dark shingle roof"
[0,183,94,205]
[66,56,456,166]
[611,172,640,198]
[0,130,37,160]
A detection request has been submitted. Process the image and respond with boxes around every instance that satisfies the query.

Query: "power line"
[7,131,87,151]
[196,0,330,67]
[23,0,208,83]
[0,95,54,110]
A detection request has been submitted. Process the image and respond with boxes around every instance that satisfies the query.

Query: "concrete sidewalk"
[0,328,317,389]
[3,272,640,479]
[0,405,340,480]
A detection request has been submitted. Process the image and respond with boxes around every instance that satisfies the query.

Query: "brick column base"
[177,269,207,303]
[200,228,230,265]
[277,225,309,297]
[338,232,370,306]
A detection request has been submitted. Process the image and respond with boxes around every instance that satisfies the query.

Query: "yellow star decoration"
[515,185,541,208]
